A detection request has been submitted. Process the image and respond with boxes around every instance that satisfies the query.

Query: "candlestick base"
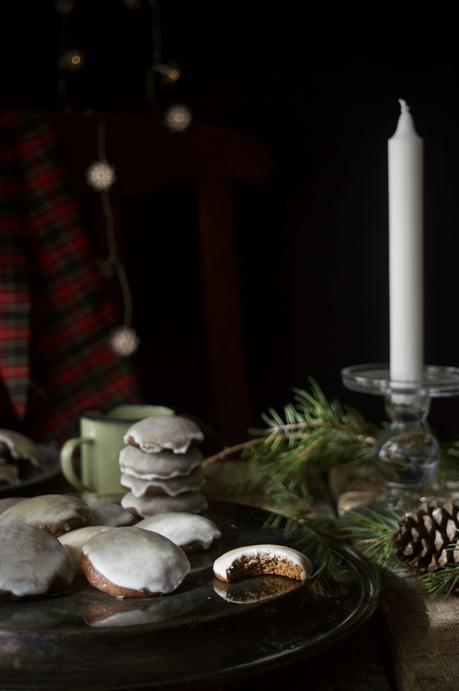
[341,364,459,507]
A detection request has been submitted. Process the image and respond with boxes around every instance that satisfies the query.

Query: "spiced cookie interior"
[213,544,311,583]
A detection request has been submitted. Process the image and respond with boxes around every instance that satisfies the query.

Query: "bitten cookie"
[137,512,221,552]
[124,415,204,454]
[213,544,311,583]
[0,494,90,536]
[121,467,204,498]
[213,575,298,604]
[121,491,208,517]
[0,523,75,599]
[81,527,190,597]
[119,446,202,480]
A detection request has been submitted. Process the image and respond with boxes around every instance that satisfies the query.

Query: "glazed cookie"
[121,467,204,498]
[121,491,208,517]
[0,429,46,466]
[119,446,202,480]
[137,512,221,552]
[59,526,110,570]
[87,502,135,527]
[0,494,90,536]
[213,544,311,583]
[0,523,75,599]
[81,527,190,597]
[124,415,204,454]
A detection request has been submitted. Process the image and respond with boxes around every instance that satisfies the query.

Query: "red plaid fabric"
[0,111,140,444]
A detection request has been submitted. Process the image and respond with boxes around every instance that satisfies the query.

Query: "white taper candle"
[388,99,423,384]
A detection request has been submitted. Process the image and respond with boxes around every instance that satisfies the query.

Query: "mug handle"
[60,437,93,492]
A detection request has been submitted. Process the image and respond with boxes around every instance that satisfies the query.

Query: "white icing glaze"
[121,467,204,498]
[119,445,202,479]
[137,512,221,549]
[213,544,311,582]
[0,494,90,533]
[0,429,46,466]
[121,491,207,517]
[82,527,190,593]
[0,523,75,597]
[123,415,204,454]
[87,502,135,527]
[0,465,19,484]
[0,497,26,516]
[59,526,110,570]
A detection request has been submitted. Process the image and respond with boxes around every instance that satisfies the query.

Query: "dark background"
[2,1,459,436]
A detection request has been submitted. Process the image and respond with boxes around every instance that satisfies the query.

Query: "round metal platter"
[0,501,380,689]
[0,446,60,495]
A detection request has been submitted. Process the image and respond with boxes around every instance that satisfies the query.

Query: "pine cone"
[393,498,459,573]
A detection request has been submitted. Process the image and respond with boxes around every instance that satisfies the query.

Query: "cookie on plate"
[0,494,90,536]
[124,415,204,454]
[87,501,135,527]
[59,526,110,570]
[121,491,207,517]
[213,544,311,583]
[0,429,46,466]
[137,512,221,552]
[0,523,75,600]
[81,527,190,597]
[120,466,204,498]
[119,446,202,480]
[213,574,299,604]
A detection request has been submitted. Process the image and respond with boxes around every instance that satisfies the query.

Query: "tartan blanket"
[0,111,140,444]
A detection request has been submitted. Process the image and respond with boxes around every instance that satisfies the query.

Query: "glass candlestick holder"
[341,365,459,507]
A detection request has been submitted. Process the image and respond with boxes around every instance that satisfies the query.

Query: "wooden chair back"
[48,112,272,444]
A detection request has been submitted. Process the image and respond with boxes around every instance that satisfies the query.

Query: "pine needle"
[338,508,401,570]
[421,566,459,598]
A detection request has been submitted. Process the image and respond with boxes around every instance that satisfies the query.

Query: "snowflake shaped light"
[110,326,139,357]
[86,161,116,191]
[164,104,192,133]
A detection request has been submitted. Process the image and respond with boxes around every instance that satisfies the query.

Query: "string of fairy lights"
[54,0,192,356]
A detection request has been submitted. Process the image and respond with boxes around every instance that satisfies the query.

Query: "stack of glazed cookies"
[119,415,207,518]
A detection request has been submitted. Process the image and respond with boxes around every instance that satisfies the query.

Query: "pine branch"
[259,483,314,525]
[421,566,459,598]
[228,378,380,514]
[338,508,401,570]
[202,438,264,468]
[201,372,459,598]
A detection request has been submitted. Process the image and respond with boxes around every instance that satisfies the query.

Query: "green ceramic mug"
[60,404,174,495]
